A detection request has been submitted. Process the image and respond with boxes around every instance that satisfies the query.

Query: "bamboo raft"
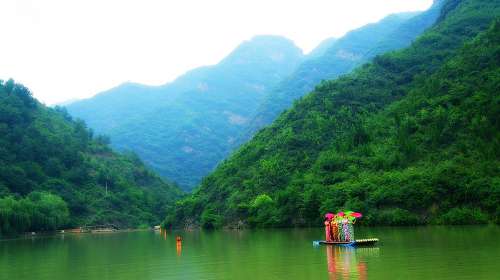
[313,238,379,247]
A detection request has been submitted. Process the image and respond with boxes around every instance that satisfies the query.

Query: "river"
[1,226,498,279]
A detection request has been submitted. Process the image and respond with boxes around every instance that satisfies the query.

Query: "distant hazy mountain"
[305,37,338,58]
[239,1,443,143]
[52,98,81,107]
[66,36,304,189]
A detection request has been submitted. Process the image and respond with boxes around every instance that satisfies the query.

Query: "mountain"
[306,37,338,59]
[166,0,500,229]
[0,80,181,236]
[66,5,441,190]
[52,98,81,107]
[66,36,304,189]
[239,1,444,143]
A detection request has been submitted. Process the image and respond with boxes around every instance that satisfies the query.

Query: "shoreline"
[2,224,497,242]
[0,228,155,242]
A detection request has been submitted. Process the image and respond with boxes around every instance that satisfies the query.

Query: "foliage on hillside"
[0,192,69,235]
[66,36,304,189]
[166,0,500,228]
[0,81,181,236]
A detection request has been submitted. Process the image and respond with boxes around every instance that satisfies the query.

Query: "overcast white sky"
[1,0,433,105]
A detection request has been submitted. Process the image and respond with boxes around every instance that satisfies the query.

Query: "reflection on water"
[176,237,182,256]
[326,246,379,280]
[159,229,181,256]
[1,226,498,280]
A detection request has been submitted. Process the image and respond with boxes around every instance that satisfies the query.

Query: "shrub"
[440,207,488,225]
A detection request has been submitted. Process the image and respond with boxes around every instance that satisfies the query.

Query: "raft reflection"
[326,246,379,280]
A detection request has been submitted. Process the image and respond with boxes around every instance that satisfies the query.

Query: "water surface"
[1,226,498,279]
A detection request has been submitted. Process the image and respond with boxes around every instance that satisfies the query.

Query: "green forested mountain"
[239,1,444,143]
[0,80,181,236]
[166,0,500,229]
[66,36,304,189]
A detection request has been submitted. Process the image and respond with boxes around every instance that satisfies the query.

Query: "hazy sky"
[1,0,433,105]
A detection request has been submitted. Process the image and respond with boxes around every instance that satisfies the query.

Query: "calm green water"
[1,226,499,280]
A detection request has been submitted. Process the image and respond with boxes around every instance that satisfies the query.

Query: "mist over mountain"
[305,37,338,59]
[66,36,303,189]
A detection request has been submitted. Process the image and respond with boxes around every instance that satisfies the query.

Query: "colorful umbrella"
[352,212,362,218]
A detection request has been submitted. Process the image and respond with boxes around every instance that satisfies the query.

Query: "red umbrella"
[325,213,335,220]
[352,212,363,218]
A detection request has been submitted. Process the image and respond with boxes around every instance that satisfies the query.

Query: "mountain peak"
[220,35,303,66]
[247,35,300,47]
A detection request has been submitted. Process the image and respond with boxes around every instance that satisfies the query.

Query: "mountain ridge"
[66,35,304,189]
[165,0,500,228]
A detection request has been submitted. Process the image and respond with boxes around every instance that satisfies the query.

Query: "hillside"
[166,0,500,229]
[66,36,303,189]
[0,80,181,236]
[239,1,444,143]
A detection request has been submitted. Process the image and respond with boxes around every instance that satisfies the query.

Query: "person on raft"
[324,213,336,242]
[324,217,333,242]
[330,216,339,242]
[324,211,362,242]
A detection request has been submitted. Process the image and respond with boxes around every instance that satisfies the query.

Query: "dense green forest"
[239,1,443,144]
[66,36,304,189]
[0,80,181,236]
[166,0,500,229]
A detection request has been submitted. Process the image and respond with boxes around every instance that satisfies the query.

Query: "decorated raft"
[315,211,379,247]
[313,238,379,247]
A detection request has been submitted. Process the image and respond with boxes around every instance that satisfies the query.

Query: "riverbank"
[0,227,157,241]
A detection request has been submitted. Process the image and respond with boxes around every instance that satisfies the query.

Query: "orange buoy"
[176,236,182,255]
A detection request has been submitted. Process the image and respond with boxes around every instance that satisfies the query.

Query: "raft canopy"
[326,211,363,222]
